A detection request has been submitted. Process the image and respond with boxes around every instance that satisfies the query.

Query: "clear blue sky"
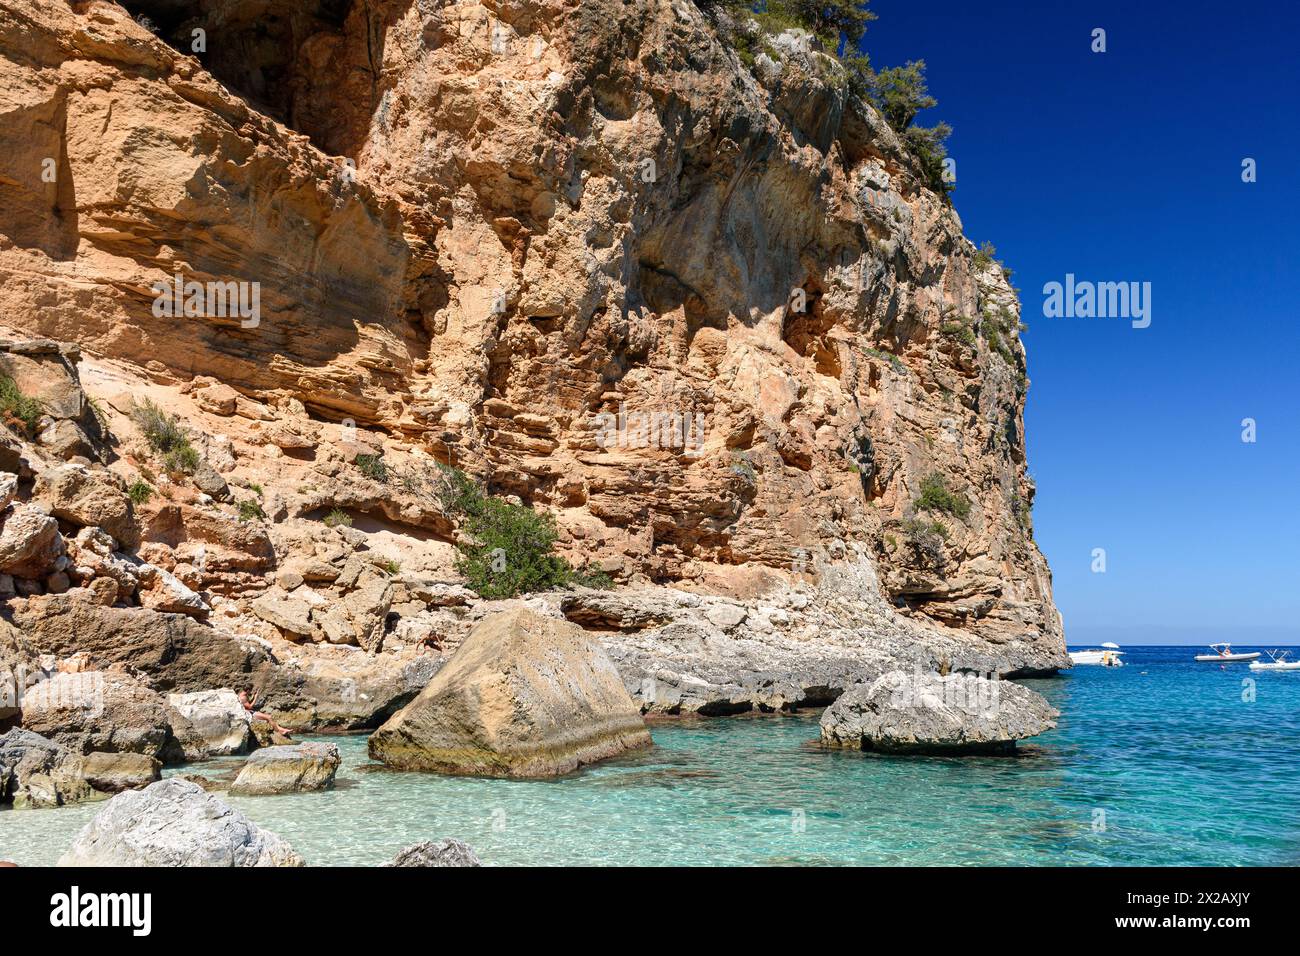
[859,0,1300,644]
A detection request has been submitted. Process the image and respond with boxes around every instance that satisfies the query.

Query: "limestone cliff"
[0,0,1064,688]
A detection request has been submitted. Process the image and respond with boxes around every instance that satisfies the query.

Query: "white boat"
[1069,642,1124,667]
[1194,643,1261,662]
[1248,650,1300,672]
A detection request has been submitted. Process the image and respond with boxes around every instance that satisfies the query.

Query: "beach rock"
[58,778,305,866]
[81,751,161,793]
[249,588,313,639]
[819,669,1058,754]
[19,671,174,759]
[0,504,63,578]
[369,608,652,777]
[9,590,275,694]
[385,839,482,867]
[136,563,210,620]
[166,690,251,756]
[0,728,93,808]
[229,742,340,795]
[39,464,140,549]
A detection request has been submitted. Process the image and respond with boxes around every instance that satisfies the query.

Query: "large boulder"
[384,839,482,867]
[9,590,274,692]
[80,751,161,793]
[136,563,209,620]
[229,742,341,795]
[369,608,652,777]
[19,671,174,759]
[58,778,305,866]
[0,503,64,578]
[0,728,93,808]
[39,464,140,549]
[166,689,251,756]
[819,669,1059,754]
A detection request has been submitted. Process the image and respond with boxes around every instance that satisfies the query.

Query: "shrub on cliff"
[130,397,199,474]
[915,472,971,519]
[436,465,612,598]
[0,374,44,436]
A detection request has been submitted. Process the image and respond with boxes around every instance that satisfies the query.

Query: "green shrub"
[569,564,615,590]
[131,397,199,473]
[127,480,154,506]
[0,374,44,436]
[901,515,948,568]
[323,507,352,528]
[455,498,575,599]
[433,464,486,517]
[973,241,997,271]
[915,472,971,519]
[941,318,977,347]
[237,499,266,522]
[355,453,388,483]
[730,453,758,483]
[376,558,401,576]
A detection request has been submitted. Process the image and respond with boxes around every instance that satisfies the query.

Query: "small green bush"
[355,453,388,483]
[131,397,199,473]
[901,515,948,568]
[0,374,44,436]
[433,464,486,517]
[973,241,998,271]
[915,472,971,519]
[455,498,575,600]
[127,480,154,506]
[323,507,352,528]
[569,564,615,590]
[237,499,266,522]
[376,558,401,576]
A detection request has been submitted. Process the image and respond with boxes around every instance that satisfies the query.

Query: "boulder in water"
[369,608,651,777]
[57,778,304,866]
[229,742,340,795]
[0,728,93,808]
[385,839,482,867]
[819,669,1058,754]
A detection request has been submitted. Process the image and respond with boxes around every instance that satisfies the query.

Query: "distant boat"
[1248,650,1300,672]
[1194,643,1261,662]
[1069,642,1124,667]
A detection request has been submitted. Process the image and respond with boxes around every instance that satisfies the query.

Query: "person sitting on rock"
[238,689,293,739]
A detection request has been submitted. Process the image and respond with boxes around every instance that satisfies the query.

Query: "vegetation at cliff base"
[435,464,613,598]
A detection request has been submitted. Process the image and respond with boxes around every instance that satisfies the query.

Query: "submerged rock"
[58,778,304,866]
[229,742,340,795]
[819,669,1058,754]
[0,728,93,808]
[385,839,482,867]
[369,608,652,777]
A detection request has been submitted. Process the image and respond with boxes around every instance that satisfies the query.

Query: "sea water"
[3,646,1299,866]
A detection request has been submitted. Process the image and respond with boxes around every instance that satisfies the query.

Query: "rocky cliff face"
[0,0,1064,704]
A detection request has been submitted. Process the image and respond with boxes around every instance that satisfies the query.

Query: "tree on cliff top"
[704,0,875,54]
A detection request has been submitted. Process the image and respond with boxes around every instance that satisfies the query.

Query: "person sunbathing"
[237,689,293,739]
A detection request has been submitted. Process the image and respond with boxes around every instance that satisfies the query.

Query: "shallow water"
[4,646,1299,866]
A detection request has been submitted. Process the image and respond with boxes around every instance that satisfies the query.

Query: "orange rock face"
[0,1,1061,650]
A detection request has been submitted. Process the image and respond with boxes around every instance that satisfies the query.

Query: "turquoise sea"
[4,646,1299,866]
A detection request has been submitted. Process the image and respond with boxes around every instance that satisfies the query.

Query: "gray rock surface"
[229,742,341,795]
[819,669,1059,754]
[58,778,305,866]
[0,728,93,808]
[166,689,251,756]
[385,839,482,867]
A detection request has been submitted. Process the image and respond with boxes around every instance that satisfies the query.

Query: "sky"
[858,0,1300,644]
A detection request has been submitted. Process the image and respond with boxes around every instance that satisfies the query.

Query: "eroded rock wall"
[0,0,1061,652]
